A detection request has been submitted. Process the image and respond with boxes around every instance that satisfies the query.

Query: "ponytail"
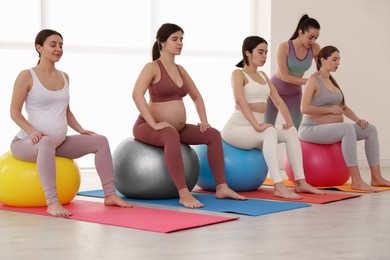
[290,14,320,40]
[235,59,245,68]
[152,41,161,61]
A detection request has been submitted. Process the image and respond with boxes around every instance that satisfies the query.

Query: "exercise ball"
[194,141,268,191]
[0,151,80,207]
[284,141,349,186]
[113,138,200,199]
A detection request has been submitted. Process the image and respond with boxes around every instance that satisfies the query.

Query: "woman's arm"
[312,42,321,62]
[343,106,369,128]
[342,106,359,122]
[10,70,37,135]
[132,62,163,129]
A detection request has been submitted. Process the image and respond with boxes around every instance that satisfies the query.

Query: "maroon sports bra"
[149,59,189,102]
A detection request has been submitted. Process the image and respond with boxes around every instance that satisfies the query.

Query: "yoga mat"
[192,186,361,204]
[263,177,390,193]
[0,200,238,233]
[77,190,311,216]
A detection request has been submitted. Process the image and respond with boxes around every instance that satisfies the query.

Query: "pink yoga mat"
[0,200,238,233]
[192,186,361,204]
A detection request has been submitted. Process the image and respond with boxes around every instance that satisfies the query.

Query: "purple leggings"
[11,134,116,204]
[133,116,226,190]
[264,75,302,129]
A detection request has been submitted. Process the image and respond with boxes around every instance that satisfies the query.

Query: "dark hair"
[317,45,345,106]
[152,23,184,61]
[236,36,268,68]
[290,14,320,40]
[35,29,63,65]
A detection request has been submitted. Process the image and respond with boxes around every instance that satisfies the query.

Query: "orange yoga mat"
[263,177,390,193]
[192,186,361,204]
[0,200,238,233]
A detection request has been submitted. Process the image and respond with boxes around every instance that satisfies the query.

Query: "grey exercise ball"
[113,138,200,199]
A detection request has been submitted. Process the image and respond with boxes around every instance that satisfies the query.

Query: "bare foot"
[351,180,378,192]
[47,202,72,217]
[274,182,302,200]
[371,176,390,187]
[104,194,133,207]
[179,188,204,208]
[215,183,247,200]
[295,179,326,195]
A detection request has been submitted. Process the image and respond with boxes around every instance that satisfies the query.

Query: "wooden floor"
[1,168,389,260]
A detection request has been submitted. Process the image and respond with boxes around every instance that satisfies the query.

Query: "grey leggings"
[11,134,116,204]
[298,119,380,167]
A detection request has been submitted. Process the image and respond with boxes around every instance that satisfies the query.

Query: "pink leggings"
[11,134,116,204]
[133,117,226,190]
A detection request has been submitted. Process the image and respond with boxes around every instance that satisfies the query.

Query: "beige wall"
[265,0,390,166]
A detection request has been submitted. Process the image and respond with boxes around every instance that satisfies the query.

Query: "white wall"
[269,0,390,166]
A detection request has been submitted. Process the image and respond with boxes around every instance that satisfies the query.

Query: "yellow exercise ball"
[0,151,80,207]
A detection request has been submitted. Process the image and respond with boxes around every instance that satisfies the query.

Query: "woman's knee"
[367,124,378,136]
[90,134,109,146]
[286,126,298,136]
[339,124,357,139]
[38,136,56,149]
[283,127,299,142]
[263,127,278,144]
[161,127,180,143]
[207,127,222,140]
[264,127,277,137]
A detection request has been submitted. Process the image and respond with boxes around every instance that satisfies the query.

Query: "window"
[0,0,251,168]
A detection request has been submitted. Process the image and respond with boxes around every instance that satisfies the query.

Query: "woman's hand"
[357,119,369,128]
[197,122,211,133]
[30,130,43,144]
[81,130,96,135]
[329,105,344,115]
[153,122,174,131]
[282,122,294,130]
[310,70,321,77]
[255,123,274,132]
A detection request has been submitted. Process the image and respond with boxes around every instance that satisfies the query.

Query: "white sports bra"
[242,70,270,103]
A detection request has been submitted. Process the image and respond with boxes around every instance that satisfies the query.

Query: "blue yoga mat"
[77,190,310,216]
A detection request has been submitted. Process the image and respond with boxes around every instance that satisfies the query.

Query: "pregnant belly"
[150,101,187,131]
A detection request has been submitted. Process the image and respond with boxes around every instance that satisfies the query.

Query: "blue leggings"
[298,118,380,167]
[264,75,302,129]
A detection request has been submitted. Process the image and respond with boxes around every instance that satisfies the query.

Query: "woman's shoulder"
[276,41,289,55]
[232,68,245,78]
[140,61,160,74]
[306,74,320,87]
[16,69,33,81]
[312,42,321,56]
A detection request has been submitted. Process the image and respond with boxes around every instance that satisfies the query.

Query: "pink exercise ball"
[284,141,350,187]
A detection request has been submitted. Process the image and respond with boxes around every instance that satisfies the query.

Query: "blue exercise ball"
[194,141,268,191]
[113,138,200,199]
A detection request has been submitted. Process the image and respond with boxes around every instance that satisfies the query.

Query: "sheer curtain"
[0,0,250,168]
